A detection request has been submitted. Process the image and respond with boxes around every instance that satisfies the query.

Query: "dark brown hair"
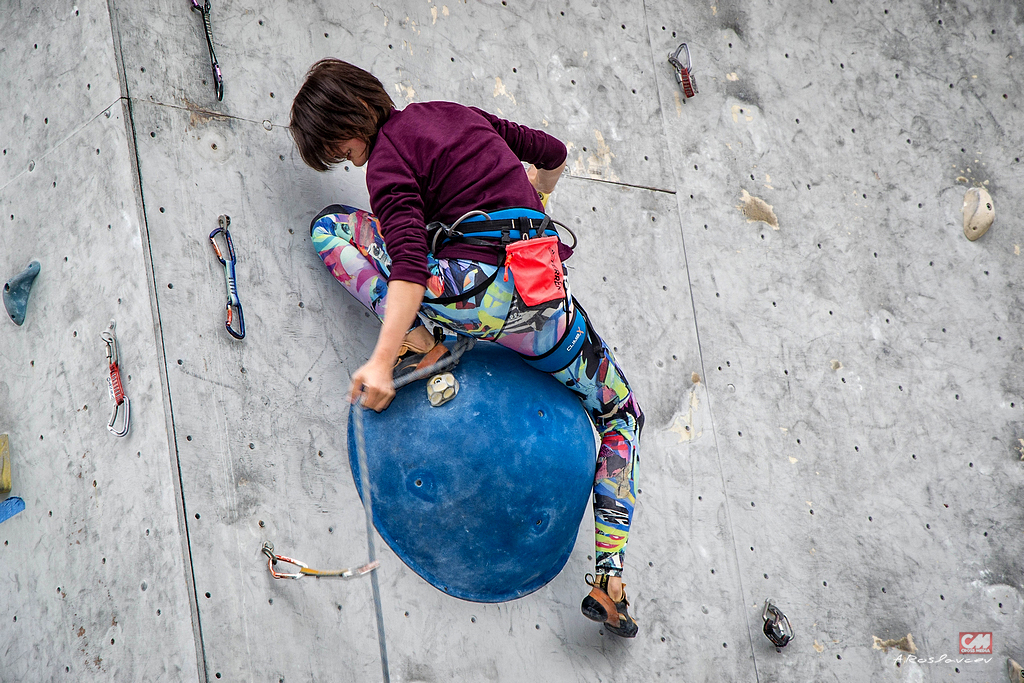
[290,59,395,171]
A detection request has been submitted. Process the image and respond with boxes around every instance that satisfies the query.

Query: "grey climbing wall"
[641,1,1024,680]
[0,0,199,680]
[2,0,1023,681]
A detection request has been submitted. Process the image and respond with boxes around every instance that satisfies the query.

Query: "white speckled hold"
[962,187,994,241]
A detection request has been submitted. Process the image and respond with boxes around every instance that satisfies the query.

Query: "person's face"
[332,138,369,167]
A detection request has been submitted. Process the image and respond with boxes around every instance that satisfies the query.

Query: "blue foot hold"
[0,497,25,524]
[3,261,41,326]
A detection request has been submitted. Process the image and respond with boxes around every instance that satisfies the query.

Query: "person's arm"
[527,161,566,194]
[357,131,432,411]
[348,280,426,411]
[469,107,567,172]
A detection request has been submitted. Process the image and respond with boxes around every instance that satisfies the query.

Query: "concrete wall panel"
[0,105,198,683]
[128,98,385,682]
[0,0,122,190]
[111,0,673,188]
[645,0,1024,680]
[6,0,1024,680]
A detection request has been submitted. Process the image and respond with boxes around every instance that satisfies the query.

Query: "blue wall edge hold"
[3,261,41,326]
[0,497,26,524]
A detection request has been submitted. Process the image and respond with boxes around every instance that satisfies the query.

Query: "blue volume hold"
[348,341,596,603]
[3,261,41,326]
[0,497,25,524]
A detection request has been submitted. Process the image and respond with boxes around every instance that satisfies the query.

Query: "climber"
[290,58,644,638]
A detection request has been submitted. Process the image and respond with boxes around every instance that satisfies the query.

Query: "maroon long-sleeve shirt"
[366,102,567,286]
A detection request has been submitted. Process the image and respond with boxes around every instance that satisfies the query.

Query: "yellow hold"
[0,434,10,495]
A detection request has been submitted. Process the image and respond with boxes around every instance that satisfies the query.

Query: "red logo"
[959,632,992,654]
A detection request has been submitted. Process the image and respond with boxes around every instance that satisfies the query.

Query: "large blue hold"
[348,341,596,603]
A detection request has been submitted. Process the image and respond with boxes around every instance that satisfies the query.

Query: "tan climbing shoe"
[394,328,450,383]
[581,574,638,638]
[963,187,994,241]
[397,326,438,356]
[1008,658,1024,682]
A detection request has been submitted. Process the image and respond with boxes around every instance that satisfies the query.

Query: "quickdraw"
[668,43,699,100]
[209,215,245,340]
[261,541,379,580]
[189,0,223,101]
[762,598,794,647]
[101,320,130,437]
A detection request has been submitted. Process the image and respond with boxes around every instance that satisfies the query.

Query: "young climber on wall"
[289,58,644,638]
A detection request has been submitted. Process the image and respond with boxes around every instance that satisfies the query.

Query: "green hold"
[3,261,40,326]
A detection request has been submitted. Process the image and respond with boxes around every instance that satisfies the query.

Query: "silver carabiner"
[107,396,130,438]
[102,320,130,438]
[668,43,698,100]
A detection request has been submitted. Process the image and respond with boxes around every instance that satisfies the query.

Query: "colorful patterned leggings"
[311,206,643,577]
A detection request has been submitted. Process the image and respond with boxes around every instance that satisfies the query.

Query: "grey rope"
[393,335,476,389]
[352,398,389,683]
[351,333,475,683]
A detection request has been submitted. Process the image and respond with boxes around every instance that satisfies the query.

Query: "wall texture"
[1,1,1022,681]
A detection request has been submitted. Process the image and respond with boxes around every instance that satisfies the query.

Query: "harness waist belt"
[519,303,587,374]
[431,209,554,252]
[447,224,559,240]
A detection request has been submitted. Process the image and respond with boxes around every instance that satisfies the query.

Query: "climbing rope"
[393,334,476,390]
[352,333,475,683]
[261,333,475,683]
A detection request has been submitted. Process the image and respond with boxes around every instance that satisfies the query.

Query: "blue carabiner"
[209,215,245,339]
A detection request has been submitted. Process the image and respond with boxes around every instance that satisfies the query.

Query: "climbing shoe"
[394,327,450,384]
[581,573,638,638]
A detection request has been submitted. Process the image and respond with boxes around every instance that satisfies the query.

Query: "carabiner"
[261,541,380,580]
[668,43,699,100]
[262,542,307,579]
[761,598,794,647]
[209,215,245,340]
[189,0,223,101]
[101,320,130,437]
